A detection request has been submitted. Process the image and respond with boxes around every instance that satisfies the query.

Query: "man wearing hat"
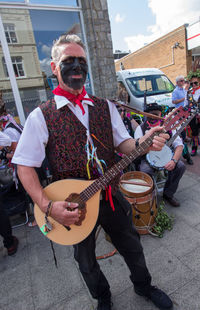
[134,103,186,207]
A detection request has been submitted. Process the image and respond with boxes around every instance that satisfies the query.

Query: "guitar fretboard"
[79,132,157,203]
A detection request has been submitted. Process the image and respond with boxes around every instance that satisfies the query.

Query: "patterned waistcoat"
[40,95,119,192]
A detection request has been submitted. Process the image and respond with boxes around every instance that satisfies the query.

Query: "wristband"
[172,158,178,164]
[135,138,140,148]
[45,200,53,218]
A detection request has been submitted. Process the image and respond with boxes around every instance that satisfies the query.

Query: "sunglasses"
[190,81,199,86]
[178,79,185,82]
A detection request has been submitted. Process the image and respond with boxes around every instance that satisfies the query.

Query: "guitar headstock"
[163,106,192,132]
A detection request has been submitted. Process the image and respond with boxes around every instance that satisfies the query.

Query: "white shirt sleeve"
[4,127,21,142]
[134,125,144,139]
[0,131,12,147]
[12,107,48,167]
[172,134,183,149]
[107,100,131,147]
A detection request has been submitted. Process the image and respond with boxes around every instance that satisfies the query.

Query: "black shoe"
[163,194,180,207]
[135,285,173,309]
[7,236,19,256]
[97,298,112,310]
[187,158,193,165]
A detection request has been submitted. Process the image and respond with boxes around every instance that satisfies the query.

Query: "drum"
[119,171,157,235]
[146,144,173,170]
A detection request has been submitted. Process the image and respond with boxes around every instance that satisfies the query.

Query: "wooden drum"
[119,171,157,235]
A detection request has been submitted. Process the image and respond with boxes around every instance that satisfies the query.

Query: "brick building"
[115,23,199,84]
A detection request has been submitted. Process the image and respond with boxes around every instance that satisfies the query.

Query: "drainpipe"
[159,42,180,70]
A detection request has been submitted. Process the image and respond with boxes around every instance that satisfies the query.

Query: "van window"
[125,74,174,98]
[117,81,130,103]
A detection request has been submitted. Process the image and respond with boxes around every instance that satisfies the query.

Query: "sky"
[107,0,200,53]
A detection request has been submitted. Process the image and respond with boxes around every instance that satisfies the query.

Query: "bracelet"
[45,200,53,218]
[172,158,178,164]
[135,138,140,148]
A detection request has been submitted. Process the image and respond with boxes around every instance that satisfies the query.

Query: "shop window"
[2,56,25,77]
[3,23,18,44]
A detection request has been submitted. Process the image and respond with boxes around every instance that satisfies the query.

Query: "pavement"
[1,152,200,310]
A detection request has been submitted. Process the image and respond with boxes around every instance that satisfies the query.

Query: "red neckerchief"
[192,86,200,95]
[52,85,94,115]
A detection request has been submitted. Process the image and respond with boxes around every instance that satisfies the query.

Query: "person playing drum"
[134,103,186,207]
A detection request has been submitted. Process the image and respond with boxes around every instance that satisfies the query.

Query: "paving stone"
[170,276,200,310]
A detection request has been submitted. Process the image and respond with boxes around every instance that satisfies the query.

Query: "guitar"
[34,106,193,245]
[146,106,197,169]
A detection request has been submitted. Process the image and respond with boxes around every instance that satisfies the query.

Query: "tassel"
[105,185,115,211]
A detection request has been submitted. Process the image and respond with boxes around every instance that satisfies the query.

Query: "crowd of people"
[0,34,200,310]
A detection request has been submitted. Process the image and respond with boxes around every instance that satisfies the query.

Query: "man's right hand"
[50,201,80,226]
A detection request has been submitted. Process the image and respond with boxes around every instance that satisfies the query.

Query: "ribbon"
[105,185,115,211]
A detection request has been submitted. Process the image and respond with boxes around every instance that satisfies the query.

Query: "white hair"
[51,34,86,64]
[176,75,185,83]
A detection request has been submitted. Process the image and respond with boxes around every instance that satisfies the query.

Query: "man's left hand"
[141,126,169,152]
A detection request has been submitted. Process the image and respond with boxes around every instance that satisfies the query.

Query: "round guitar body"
[34,179,100,245]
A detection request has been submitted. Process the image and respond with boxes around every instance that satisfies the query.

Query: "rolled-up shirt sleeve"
[12,108,48,167]
[107,100,131,147]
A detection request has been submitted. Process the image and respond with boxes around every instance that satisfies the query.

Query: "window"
[126,74,174,98]
[29,0,78,6]
[3,23,17,44]
[2,56,25,77]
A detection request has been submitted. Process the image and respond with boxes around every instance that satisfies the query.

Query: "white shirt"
[12,94,131,167]
[4,122,21,142]
[192,88,200,102]
[0,131,12,147]
[134,125,183,149]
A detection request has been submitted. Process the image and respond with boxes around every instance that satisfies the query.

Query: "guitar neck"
[79,132,157,202]
[78,106,196,204]
[166,111,196,147]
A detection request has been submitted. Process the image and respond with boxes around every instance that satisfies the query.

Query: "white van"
[116,68,175,110]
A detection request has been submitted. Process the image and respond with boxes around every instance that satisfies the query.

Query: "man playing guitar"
[12,35,172,310]
[135,103,186,207]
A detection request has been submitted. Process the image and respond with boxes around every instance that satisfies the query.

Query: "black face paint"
[60,57,88,90]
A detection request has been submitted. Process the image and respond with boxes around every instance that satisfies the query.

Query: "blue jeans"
[74,190,152,300]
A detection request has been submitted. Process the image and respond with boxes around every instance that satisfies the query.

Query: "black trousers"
[0,202,13,248]
[190,116,200,136]
[73,190,151,300]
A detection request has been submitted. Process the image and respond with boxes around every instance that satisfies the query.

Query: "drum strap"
[131,191,156,214]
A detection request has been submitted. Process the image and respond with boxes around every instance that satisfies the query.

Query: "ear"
[51,61,58,75]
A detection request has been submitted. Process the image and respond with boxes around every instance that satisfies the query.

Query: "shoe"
[7,236,19,256]
[135,285,173,310]
[187,158,193,165]
[97,298,113,310]
[163,194,180,207]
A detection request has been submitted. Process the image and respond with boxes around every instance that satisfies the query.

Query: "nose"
[72,58,81,72]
